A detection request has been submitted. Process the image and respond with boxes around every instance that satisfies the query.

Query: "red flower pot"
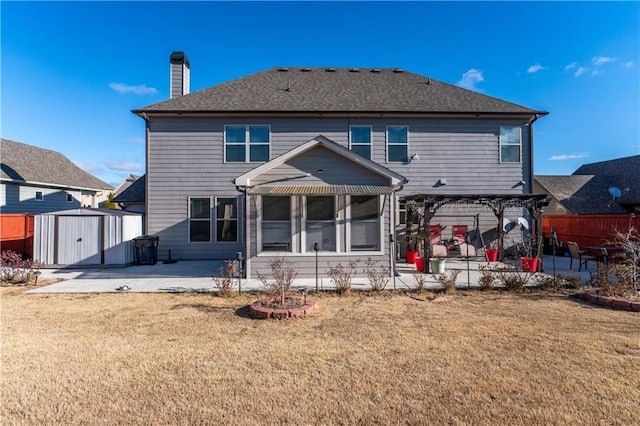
[406,250,419,264]
[415,257,425,272]
[521,257,539,272]
[486,249,498,262]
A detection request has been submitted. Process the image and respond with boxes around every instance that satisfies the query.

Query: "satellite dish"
[609,187,622,198]
[517,217,530,230]
[503,218,515,233]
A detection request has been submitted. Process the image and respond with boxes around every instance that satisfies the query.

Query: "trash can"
[133,235,159,265]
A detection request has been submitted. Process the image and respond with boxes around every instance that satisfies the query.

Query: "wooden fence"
[0,214,35,258]
[542,214,639,249]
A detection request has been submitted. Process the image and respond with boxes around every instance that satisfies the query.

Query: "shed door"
[57,216,102,265]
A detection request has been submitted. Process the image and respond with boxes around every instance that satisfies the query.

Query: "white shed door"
[57,216,102,265]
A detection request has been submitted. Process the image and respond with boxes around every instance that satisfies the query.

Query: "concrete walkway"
[26,254,594,294]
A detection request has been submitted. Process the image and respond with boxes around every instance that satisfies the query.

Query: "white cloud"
[622,61,634,68]
[457,69,484,91]
[592,56,614,66]
[74,161,102,175]
[591,69,603,77]
[548,152,590,161]
[564,62,578,70]
[527,64,547,74]
[106,161,144,172]
[574,67,587,77]
[109,82,158,95]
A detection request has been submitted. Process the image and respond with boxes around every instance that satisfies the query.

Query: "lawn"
[1,286,639,425]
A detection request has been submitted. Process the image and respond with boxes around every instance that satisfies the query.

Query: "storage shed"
[33,208,143,267]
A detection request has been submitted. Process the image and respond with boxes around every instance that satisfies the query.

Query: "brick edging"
[582,289,640,312]
[249,298,318,319]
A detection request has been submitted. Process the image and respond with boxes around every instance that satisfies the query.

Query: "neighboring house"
[535,155,640,215]
[113,174,146,227]
[113,174,141,198]
[132,52,547,277]
[1,139,113,214]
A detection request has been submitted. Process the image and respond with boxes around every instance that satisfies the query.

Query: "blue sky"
[2,1,639,187]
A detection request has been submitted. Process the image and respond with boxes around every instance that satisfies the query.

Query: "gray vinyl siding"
[146,116,533,261]
[1,183,82,214]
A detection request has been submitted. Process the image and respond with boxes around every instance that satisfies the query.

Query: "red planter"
[406,250,419,264]
[415,257,425,272]
[521,257,539,272]
[486,249,498,262]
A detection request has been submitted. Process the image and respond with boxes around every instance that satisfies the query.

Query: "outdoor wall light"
[409,153,420,162]
[438,178,447,185]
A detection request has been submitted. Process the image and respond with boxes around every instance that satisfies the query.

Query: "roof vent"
[301,67,311,72]
[370,68,381,73]
[326,67,336,72]
[277,67,289,72]
[393,68,404,73]
[349,68,360,72]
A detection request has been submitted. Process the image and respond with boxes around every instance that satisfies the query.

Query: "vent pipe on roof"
[170,51,190,99]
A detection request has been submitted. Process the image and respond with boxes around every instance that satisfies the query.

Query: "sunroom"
[234,136,407,279]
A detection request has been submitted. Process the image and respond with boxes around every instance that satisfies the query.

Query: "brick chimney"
[169,51,190,99]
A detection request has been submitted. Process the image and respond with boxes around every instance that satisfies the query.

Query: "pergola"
[403,193,550,272]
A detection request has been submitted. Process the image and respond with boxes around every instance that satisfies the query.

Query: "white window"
[215,197,238,242]
[500,126,522,163]
[349,195,381,251]
[225,125,270,163]
[350,125,372,159]
[262,196,291,252]
[305,196,336,252]
[189,197,211,242]
[66,193,73,202]
[35,191,43,201]
[387,125,408,163]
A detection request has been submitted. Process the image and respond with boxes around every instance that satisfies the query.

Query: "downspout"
[143,113,149,235]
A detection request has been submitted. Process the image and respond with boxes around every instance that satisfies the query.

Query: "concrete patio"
[25,253,596,294]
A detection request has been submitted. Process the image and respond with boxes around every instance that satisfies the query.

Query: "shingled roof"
[113,174,145,203]
[134,67,546,116]
[535,155,640,214]
[0,139,113,191]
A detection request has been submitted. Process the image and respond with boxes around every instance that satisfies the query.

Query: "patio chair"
[566,241,596,272]
[452,225,468,243]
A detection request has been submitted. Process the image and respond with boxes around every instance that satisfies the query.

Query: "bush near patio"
[0,250,41,285]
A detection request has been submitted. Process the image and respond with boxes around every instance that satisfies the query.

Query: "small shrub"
[326,260,359,295]
[535,274,564,291]
[256,258,298,304]
[363,258,389,292]
[433,269,460,293]
[212,259,239,297]
[1,250,42,284]
[478,265,496,291]
[561,272,582,289]
[590,262,613,288]
[491,264,534,292]
[412,272,428,293]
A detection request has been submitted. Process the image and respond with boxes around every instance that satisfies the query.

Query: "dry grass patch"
[2,287,639,425]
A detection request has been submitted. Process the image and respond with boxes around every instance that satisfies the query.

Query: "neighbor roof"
[113,174,145,203]
[0,139,113,191]
[134,67,547,116]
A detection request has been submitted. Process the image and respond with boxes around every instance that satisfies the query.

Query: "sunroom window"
[350,195,380,251]
[305,196,336,252]
[216,197,237,242]
[262,196,291,252]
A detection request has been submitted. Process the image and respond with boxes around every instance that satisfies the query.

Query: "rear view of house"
[133,52,548,277]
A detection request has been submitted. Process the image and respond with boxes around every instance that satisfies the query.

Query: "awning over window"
[247,184,395,195]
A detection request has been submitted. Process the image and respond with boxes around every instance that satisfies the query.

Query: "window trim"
[499,126,523,164]
[349,125,372,159]
[35,191,43,201]
[224,124,271,163]
[188,196,212,243]
[214,196,239,243]
[386,125,409,163]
